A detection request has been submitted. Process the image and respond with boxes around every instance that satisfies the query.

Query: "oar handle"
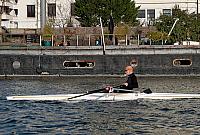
[86,88,105,94]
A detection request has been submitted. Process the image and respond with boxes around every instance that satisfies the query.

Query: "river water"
[0,76,200,134]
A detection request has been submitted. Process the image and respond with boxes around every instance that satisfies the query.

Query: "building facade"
[1,0,76,29]
[135,0,199,26]
[0,0,16,28]
[0,0,199,29]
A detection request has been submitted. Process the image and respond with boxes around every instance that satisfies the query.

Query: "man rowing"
[105,65,138,93]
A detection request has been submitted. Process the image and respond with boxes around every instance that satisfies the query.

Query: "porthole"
[130,59,138,67]
[173,59,192,67]
[13,61,21,69]
[63,60,95,68]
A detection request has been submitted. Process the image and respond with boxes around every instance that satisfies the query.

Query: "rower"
[105,65,138,93]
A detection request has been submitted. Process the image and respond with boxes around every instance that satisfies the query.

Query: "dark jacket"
[120,73,138,90]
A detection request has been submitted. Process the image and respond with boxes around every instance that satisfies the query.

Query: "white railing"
[39,34,140,46]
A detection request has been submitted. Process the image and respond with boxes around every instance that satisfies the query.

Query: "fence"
[0,33,140,46]
[42,34,141,46]
[2,33,199,46]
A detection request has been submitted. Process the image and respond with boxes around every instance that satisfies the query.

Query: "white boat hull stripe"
[6,93,200,101]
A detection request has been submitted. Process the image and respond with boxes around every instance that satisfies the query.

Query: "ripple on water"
[1,77,200,134]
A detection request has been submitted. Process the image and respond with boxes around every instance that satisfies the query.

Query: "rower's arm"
[120,76,138,90]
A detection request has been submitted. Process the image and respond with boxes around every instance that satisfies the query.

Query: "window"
[138,10,145,18]
[14,9,18,16]
[1,6,11,14]
[27,5,35,17]
[48,3,56,17]
[173,59,192,67]
[13,61,20,69]
[147,9,155,20]
[63,61,95,68]
[130,59,138,67]
[163,9,172,16]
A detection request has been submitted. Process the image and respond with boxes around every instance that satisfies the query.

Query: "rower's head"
[124,66,135,75]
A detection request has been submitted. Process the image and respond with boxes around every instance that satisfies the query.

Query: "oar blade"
[143,88,152,94]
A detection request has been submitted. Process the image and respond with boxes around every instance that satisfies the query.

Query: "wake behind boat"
[6,88,200,101]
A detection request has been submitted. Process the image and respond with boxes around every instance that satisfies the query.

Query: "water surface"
[1,76,200,134]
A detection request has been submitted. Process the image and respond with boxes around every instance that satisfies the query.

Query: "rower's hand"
[123,83,128,86]
[105,86,113,93]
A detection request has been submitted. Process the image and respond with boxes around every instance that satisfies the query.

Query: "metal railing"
[1,33,199,47]
[39,34,140,46]
[0,33,140,46]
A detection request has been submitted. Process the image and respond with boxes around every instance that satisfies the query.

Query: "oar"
[67,86,152,100]
[67,85,121,100]
[67,88,105,100]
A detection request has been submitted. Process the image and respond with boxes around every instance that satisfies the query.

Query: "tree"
[46,0,74,32]
[114,23,130,40]
[43,23,54,35]
[147,31,168,45]
[54,2,73,28]
[155,6,200,44]
[74,0,139,27]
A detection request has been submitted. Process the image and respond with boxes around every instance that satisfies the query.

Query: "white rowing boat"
[6,91,200,101]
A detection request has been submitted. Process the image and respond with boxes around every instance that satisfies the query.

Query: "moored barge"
[1,45,200,76]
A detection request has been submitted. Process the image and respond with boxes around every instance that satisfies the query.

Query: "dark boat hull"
[1,46,200,76]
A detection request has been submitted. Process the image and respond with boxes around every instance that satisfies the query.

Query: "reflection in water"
[0,76,200,134]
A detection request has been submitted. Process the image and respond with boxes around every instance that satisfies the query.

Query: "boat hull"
[1,47,200,76]
[6,93,200,101]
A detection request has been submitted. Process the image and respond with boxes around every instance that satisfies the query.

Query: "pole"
[100,17,105,55]
[165,18,179,43]
[40,0,46,30]
[76,35,79,46]
[168,18,179,36]
[88,34,90,46]
[197,0,199,44]
[36,0,39,30]
[39,35,42,46]
[197,0,199,16]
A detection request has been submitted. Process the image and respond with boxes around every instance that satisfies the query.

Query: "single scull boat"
[6,88,200,101]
